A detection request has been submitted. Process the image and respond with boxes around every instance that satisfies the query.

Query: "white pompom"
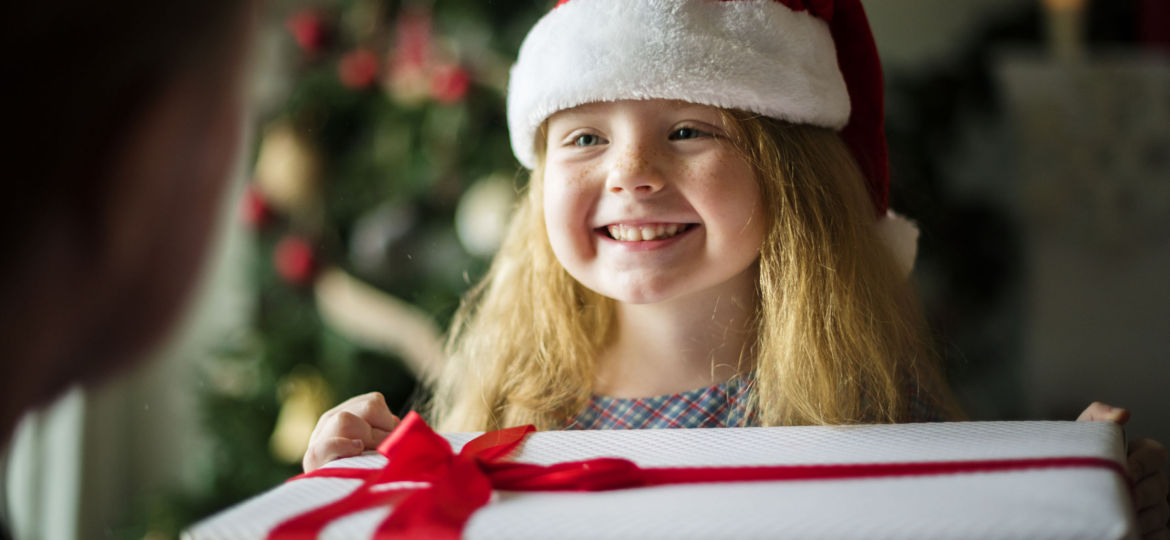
[874,210,920,278]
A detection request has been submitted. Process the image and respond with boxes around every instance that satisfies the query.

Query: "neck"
[594,267,759,398]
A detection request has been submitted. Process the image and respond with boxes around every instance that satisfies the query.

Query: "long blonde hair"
[429,109,958,431]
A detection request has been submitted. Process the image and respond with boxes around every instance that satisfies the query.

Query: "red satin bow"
[269,412,1126,540]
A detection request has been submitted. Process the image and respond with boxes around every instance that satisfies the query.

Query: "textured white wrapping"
[185,421,1136,540]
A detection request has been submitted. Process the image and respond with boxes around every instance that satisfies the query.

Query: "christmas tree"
[130,1,545,536]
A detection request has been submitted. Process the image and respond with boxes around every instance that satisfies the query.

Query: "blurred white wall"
[865,0,1026,70]
[80,188,252,538]
[867,0,1170,444]
[998,51,1170,442]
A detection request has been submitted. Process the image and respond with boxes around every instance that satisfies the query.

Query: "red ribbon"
[268,412,1127,539]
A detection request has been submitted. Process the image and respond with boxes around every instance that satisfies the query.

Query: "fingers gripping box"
[186,417,1136,540]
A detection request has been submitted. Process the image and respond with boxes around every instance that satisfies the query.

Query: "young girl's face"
[542,99,765,305]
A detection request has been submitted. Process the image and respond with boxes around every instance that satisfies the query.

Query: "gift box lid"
[185,420,1136,540]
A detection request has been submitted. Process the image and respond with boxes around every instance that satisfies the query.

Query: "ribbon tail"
[485,458,646,492]
[267,486,409,540]
[286,467,382,483]
[375,458,493,540]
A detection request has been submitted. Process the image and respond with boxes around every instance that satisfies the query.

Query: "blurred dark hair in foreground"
[0,3,255,441]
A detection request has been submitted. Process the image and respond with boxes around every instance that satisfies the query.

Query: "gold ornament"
[385,62,432,107]
[253,120,321,217]
[269,367,333,464]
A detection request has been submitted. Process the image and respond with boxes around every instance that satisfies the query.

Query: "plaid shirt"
[565,375,947,429]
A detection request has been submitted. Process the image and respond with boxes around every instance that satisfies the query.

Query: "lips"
[598,223,697,242]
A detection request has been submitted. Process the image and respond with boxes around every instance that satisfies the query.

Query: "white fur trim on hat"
[507,0,850,169]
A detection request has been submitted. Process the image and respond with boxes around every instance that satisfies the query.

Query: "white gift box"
[185,420,1136,540]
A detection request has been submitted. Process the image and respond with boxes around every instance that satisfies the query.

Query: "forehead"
[548,99,724,124]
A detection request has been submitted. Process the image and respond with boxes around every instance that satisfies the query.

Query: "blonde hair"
[429,109,959,431]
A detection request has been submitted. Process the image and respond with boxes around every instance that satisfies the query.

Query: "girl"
[305,1,1167,534]
[438,0,953,432]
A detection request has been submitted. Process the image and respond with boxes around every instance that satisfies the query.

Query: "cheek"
[542,180,568,237]
[701,160,766,243]
[542,175,589,259]
[743,186,767,256]
[741,181,767,247]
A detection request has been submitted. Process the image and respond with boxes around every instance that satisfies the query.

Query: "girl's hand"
[302,392,401,473]
[1077,402,1169,540]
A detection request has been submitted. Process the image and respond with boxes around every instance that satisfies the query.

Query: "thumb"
[369,427,392,448]
[360,426,394,450]
[1076,402,1130,424]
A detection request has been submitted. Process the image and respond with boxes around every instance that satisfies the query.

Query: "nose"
[605,143,665,196]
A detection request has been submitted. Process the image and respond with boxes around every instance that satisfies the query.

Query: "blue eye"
[573,134,602,146]
[670,127,706,140]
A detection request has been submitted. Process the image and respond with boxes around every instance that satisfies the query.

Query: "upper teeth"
[607,224,684,241]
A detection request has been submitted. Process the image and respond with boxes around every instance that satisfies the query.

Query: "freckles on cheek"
[707,159,762,232]
[689,164,723,202]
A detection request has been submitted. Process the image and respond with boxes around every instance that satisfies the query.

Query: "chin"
[587,277,679,305]
[607,291,665,305]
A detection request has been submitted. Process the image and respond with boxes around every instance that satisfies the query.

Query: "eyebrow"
[550,105,606,123]
[672,102,716,113]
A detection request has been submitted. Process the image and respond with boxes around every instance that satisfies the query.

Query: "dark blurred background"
[1,0,1166,538]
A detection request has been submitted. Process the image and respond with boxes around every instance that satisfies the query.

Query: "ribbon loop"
[459,424,535,462]
[375,412,456,482]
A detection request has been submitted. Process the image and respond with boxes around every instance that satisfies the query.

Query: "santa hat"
[506,0,919,274]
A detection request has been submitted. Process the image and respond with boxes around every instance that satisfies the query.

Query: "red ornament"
[393,12,434,70]
[274,236,316,286]
[430,64,470,104]
[339,49,379,89]
[239,185,271,228]
[286,10,327,54]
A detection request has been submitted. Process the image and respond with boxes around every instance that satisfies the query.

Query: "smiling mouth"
[600,223,697,242]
